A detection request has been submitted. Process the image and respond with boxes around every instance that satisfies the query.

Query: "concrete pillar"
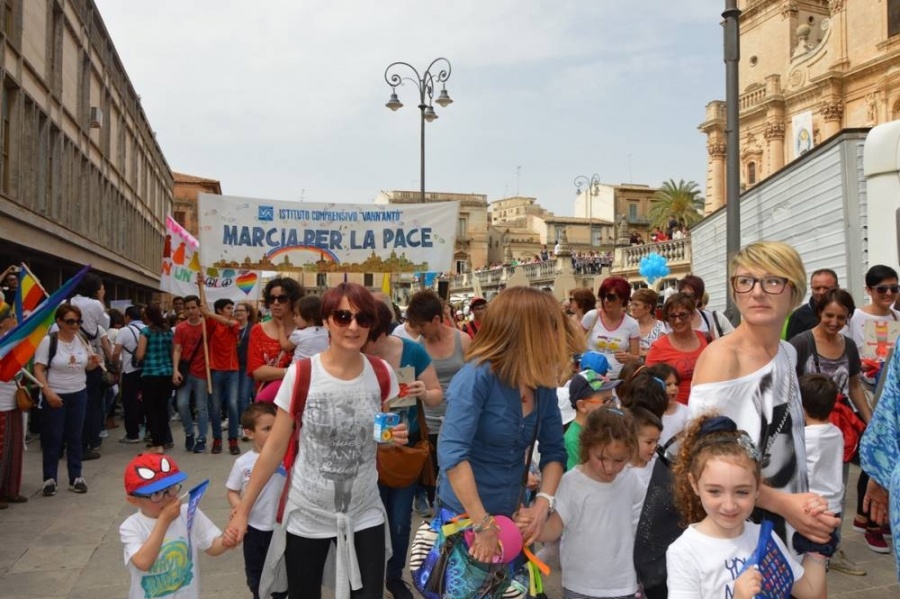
[706,142,726,213]
[821,102,844,139]
[765,121,786,173]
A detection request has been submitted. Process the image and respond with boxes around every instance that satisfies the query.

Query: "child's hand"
[221,528,239,549]
[733,565,762,599]
[159,496,182,525]
[227,510,249,545]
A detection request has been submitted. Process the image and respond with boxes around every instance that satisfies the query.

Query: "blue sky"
[95,1,725,217]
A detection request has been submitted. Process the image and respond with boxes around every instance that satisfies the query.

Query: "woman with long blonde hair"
[437,286,584,562]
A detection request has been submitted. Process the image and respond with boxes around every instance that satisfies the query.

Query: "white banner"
[197,194,459,273]
[792,110,813,159]
[161,216,262,304]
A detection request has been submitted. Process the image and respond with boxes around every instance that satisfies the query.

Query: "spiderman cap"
[124,453,188,496]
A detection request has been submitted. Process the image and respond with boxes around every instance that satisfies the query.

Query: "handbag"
[411,396,544,599]
[378,398,431,488]
[15,381,36,411]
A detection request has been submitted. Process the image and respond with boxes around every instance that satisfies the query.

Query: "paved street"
[1,419,899,598]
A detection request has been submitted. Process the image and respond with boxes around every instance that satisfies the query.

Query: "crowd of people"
[0,243,899,599]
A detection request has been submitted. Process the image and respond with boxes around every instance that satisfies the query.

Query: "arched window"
[747,161,757,185]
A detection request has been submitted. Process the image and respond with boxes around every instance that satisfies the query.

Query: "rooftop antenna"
[516,165,522,196]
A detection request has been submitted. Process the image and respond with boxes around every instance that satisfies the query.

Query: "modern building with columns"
[699,0,900,213]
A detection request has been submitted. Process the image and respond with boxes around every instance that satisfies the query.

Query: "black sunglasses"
[62,318,84,325]
[330,310,375,328]
[601,294,619,302]
[268,294,290,304]
[873,284,899,295]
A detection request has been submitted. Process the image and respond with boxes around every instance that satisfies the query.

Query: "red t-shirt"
[645,331,708,404]
[173,320,207,379]
[246,323,291,377]
[206,317,240,371]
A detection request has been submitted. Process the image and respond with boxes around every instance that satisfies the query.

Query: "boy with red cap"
[119,453,236,598]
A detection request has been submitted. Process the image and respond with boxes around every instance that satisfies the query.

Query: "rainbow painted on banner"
[0,265,89,382]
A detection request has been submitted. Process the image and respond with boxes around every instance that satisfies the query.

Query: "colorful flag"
[185,479,210,555]
[15,263,48,320]
[738,520,794,598]
[0,265,90,382]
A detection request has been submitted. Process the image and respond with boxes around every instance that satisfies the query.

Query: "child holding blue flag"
[119,453,236,599]
[666,414,827,599]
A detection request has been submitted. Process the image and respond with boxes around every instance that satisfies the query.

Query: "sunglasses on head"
[268,294,290,304]
[62,318,84,326]
[330,309,375,328]
[873,284,899,295]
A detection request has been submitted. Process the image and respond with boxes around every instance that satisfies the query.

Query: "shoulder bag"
[15,380,36,411]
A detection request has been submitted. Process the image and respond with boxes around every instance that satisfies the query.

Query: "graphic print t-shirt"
[274,353,399,538]
[120,504,220,599]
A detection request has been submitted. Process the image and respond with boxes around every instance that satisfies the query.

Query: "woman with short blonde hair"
[438,287,583,563]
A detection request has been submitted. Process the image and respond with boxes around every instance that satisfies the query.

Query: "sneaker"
[42,479,58,496]
[852,515,868,534]
[829,549,866,576]
[211,439,222,454]
[414,494,432,518]
[99,429,108,439]
[865,528,890,554]
[385,578,414,599]
[229,438,241,456]
[68,478,88,494]
[82,449,101,461]
[119,436,141,444]
[193,437,207,454]
[185,435,195,452]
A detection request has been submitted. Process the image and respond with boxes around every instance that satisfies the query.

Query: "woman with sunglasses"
[246,277,303,391]
[582,277,640,378]
[690,241,840,563]
[33,304,103,497]
[645,293,707,405]
[228,282,405,598]
[848,265,899,375]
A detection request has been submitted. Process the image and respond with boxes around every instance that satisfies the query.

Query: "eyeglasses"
[330,309,375,328]
[601,294,619,302]
[873,284,899,295]
[62,318,84,326]
[268,294,290,304]
[234,308,247,313]
[667,312,692,322]
[730,275,790,295]
[132,483,182,503]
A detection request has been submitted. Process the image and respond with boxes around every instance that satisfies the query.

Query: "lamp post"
[723,1,741,321]
[384,58,453,203]
[574,174,601,245]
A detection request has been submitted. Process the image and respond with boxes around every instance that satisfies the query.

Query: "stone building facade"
[0,0,172,301]
[172,172,221,237]
[700,0,900,212]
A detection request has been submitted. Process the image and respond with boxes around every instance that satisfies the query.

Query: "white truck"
[692,122,900,312]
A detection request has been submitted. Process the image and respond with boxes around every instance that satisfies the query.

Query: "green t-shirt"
[564,420,583,471]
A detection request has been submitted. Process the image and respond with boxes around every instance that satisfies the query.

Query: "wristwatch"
[535,492,556,513]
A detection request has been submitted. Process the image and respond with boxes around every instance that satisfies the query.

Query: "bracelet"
[804,552,829,566]
[473,514,496,533]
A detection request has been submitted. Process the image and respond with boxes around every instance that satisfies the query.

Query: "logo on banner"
[235,272,258,295]
[258,206,274,221]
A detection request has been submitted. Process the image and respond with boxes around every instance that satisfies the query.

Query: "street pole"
[574,174,602,246]
[723,0,741,321]
[384,58,453,203]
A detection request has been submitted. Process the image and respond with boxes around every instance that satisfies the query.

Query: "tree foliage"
[648,179,705,230]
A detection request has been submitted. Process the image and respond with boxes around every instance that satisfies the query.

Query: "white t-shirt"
[225,450,286,532]
[391,322,421,342]
[805,423,844,513]
[581,310,640,378]
[629,456,655,500]
[689,342,808,553]
[274,353,398,538]
[34,334,90,394]
[70,294,109,351]
[555,466,643,596]
[0,379,17,411]
[847,307,900,360]
[666,521,804,599]
[289,326,330,362]
[661,402,689,447]
[119,504,221,599]
[117,322,144,375]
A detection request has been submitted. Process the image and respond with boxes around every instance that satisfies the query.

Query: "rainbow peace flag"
[0,265,89,382]
[14,264,47,320]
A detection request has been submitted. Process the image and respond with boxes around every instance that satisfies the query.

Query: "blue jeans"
[211,370,239,440]
[238,371,254,419]
[176,375,209,441]
[378,480,417,581]
[41,389,87,485]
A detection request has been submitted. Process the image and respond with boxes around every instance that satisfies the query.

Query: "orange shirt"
[645,331,708,404]
[206,317,240,371]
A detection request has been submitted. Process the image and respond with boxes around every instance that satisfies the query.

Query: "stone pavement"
[1,421,899,598]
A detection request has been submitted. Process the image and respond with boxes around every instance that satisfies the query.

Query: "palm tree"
[648,179,705,230]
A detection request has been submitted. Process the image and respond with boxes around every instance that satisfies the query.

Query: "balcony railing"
[614,238,692,271]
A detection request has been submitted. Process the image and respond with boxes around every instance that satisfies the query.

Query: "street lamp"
[574,174,601,245]
[384,58,453,202]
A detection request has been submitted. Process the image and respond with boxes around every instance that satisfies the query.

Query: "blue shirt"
[437,362,566,517]
[398,338,432,438]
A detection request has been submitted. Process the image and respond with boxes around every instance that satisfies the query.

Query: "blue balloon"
[638,252,670,284]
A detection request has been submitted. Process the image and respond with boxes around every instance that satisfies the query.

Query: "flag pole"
[196,271,213,394]
[19,262,49,297]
